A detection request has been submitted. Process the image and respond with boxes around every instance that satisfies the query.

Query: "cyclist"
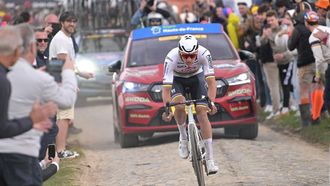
[162,34,219,174]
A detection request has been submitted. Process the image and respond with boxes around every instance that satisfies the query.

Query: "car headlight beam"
[226,73,250,86]
[123,82,149,93]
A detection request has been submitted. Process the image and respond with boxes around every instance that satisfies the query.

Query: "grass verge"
[260,109,330,147]
[43,147,84,186]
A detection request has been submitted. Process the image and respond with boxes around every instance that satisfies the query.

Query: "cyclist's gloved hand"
[162,112,173,122]
[209,102,217,115]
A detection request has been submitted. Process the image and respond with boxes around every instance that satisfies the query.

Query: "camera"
[47,144,56,160]
[147,0,154,6]
[46,58,64,83]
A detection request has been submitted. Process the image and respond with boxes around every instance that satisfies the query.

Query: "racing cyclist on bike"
[162,34,219,174]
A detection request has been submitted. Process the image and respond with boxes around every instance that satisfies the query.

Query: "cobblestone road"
[73,103,329,186]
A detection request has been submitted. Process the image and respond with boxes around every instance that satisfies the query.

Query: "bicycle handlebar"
[165,97,211,115]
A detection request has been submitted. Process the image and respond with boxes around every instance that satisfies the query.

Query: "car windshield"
[127,34,236,67]
[79,34,127,53]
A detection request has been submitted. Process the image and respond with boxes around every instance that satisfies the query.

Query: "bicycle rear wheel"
[189,124,205,186]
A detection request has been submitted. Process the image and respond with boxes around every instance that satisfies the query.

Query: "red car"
[109,23,257,148]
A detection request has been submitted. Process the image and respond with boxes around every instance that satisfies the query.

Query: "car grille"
[149,80,228,102]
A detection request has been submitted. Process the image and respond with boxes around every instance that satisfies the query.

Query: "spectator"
[193,0,214,22]
[211,6,228,29]
[180,4,197,23]
[275,0,290,18]
[237,1,251,24]
[131,0,170,28]
[264,10,294,115]
[43,13,60,41]
[314,0,329,26]
[0,25,53,139]
[288,11,316,127]
[49,11,92,159]
[256,4,276,115]
[0,23,66,186]
[225,7,240,49]
[305,11,330,116]
[35,29,49,68]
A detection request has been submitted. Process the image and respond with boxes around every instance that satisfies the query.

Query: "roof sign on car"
[132,23,223,41]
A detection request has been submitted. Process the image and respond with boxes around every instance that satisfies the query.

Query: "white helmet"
[147,12,163,26]
[178,34,198,54]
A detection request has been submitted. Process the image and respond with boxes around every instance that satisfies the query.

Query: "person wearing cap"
[237,1,251,23]
[315,0,329,26]
[305,11,330,116]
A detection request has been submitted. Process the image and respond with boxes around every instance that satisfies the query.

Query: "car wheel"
[224,126,239,137]
[239,123,258,139]
[119,131,138,148]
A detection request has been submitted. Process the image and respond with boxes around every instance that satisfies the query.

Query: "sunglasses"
[181,53,197,59]
[36,38,49,43]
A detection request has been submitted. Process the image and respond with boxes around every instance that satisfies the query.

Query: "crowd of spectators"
[0,4,86,184]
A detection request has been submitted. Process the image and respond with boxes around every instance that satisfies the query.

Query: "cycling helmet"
[178,34,198,54]
[304,11,319,23]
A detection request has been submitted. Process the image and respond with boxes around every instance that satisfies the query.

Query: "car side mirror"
[108,60,122,73]
[238,50,255,61]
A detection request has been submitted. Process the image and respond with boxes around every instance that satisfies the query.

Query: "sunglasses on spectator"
[181,53,197,59]
[36,38,49,43]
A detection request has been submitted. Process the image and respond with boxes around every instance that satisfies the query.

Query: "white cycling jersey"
[163,45,215,85]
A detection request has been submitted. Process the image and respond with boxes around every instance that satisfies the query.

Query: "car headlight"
[122,82,149,93]
[75,59,96,73]
[226,73,250,86]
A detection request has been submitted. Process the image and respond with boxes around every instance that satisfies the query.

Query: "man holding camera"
[0,23,77,185]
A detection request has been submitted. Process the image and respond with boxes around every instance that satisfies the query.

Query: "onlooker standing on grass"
[255,4,273,113]
[49,11,93,159]
[305,11,330,115]
[288,11,316,127]
[0,24,63,186]
[0,25,53,139]
[265,10,294,115]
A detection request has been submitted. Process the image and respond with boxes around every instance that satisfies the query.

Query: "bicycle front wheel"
[189,124,205,186]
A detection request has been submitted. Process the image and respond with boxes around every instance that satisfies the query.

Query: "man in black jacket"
[0,26,55,139]
[288,11,316,127]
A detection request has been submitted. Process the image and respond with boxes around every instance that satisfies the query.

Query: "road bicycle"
[165,97,212,186]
